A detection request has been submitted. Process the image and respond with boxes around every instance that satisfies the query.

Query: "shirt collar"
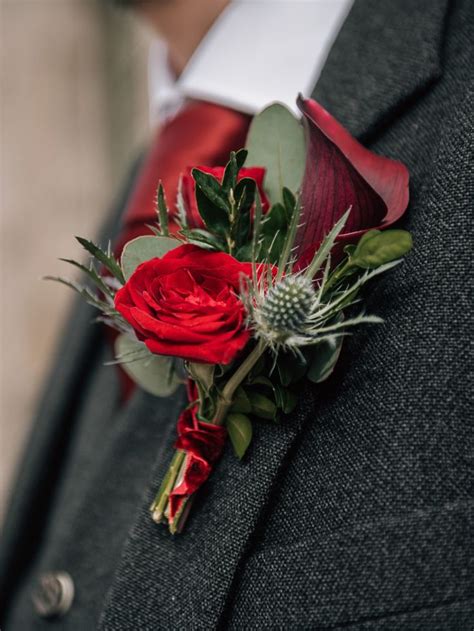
[148,0,353,126]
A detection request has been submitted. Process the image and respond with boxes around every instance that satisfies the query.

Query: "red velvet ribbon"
[168,381,227,520]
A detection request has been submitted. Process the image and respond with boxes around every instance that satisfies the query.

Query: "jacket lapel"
[99,2,449,628]
[312,0,449,140]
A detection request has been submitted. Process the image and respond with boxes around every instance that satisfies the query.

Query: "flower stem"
[150,450,186,523]
[154,340,267,533]
[214,340,266,424]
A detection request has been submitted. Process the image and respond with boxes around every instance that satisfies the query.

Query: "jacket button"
[32,571,75,618]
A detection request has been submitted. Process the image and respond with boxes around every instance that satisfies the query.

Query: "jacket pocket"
[227,500,474,629]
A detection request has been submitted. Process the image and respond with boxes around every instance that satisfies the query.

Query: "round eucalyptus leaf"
[246,103,306,204]
[121,236,178,281]
[115,334,182,397]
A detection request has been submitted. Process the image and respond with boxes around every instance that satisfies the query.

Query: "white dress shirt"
[148,0,353,126]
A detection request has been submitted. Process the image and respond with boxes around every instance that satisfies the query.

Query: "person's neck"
[138,0,230,76]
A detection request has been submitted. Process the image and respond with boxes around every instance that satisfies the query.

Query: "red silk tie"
[116,100,251,253]
[114,101,251,400]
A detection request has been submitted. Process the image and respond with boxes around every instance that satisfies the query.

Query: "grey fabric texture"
[2,0,473,629]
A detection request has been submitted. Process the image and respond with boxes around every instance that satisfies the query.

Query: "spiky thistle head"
[242,263,386,353]
[259,275,316,334]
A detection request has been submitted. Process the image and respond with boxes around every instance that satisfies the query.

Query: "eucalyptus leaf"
[226,413,253,460]
[307,336,343,384]
[115,334,181,397]
[351,230,413,269]
[187,362,215,393]
[246,103,306,203]
[121,235,178,281]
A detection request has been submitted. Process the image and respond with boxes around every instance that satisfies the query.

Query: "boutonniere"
[47,96,411,534]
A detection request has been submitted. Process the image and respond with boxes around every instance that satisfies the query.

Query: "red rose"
[181,165,270,228]
[295,96,409,266]
[114,244,255,365]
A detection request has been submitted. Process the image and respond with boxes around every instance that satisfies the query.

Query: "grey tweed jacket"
[2,1,473,629]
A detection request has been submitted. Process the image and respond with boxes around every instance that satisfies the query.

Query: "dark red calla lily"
[295,96,409,266]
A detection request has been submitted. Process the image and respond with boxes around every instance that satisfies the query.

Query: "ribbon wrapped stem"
[150,342,266,533]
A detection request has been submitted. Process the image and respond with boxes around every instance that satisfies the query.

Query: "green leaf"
[351,230,413,269]
[192,169,229,213]
[226,413,253,460]
[234,177,257,247]
[307,336,344,384]
[235,243,253,262]
[230,387,252,414]
[121,235,177,281]
[249,375,297,416]
[277,195,301,280]
[356,229,381,249]
[261,203,287,232]
[235,177,257,213]
[58,258,113,298]
[183,229,226,251]
[235,148,248,171]
[156,182,169,236]
[222,152,238,193]
[246,103,306,203]
[280,388,298,414]
[222,149,248,192]
[248,391,277,420]
[276,352,308,386]
[305,208,351,280]
[343,244,357,257]
[76,237,125,284]
[115,334,181,397]
[260,231,286,265]
[194,186,230,236]
[282,187,296,222]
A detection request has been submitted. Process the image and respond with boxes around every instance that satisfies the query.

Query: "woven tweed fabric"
[2,0,473,629]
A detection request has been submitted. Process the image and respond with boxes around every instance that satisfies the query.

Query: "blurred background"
[0,0,152,522]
